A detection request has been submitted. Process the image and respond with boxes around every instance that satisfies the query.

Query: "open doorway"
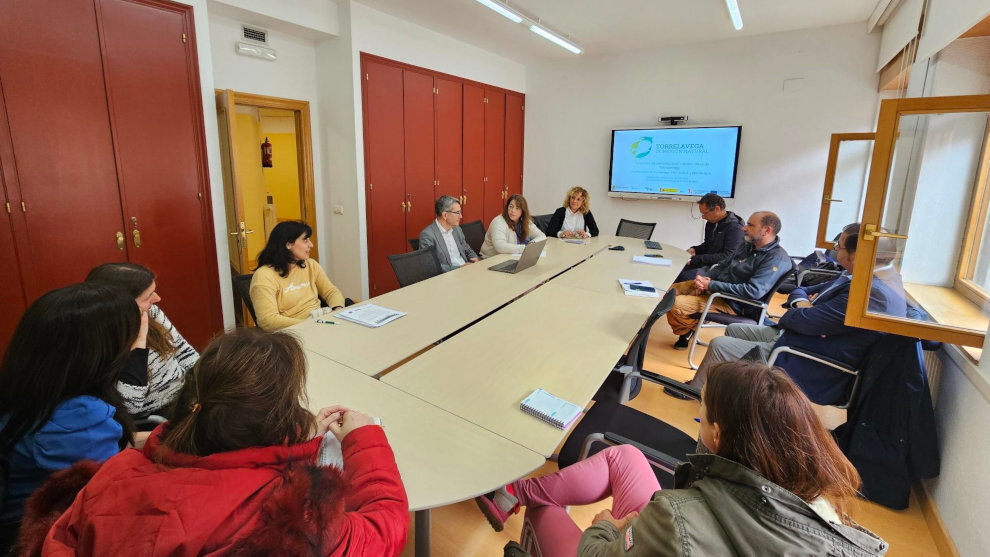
[215,90,317,325]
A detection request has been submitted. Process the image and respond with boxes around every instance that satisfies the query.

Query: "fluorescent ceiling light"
[725,0,743,30]
[473,0,523,23]
[529,24,582,54]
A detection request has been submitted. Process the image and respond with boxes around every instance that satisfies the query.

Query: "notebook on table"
[520,388,583,430]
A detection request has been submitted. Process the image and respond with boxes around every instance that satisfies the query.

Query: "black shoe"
[673,333,692,350]
[663,386,693,400]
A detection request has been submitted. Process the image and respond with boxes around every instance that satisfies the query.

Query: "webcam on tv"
[659,115,688,125]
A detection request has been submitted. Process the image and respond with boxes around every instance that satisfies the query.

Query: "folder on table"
[520,389,582,430]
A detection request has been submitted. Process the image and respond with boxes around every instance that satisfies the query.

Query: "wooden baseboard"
[915,481,960,557]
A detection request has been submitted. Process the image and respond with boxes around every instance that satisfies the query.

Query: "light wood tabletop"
[287,238,608,376]
[556,239,690,298]
[381,281,675,457]
[304,350,546,511]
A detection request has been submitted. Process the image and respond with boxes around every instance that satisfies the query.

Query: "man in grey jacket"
[418,195,479,273]
[667,211,791,349]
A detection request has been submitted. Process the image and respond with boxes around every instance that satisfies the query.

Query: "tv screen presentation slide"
[609,126,741,198]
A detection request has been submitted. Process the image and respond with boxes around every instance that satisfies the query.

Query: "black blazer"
[545,207,599,238]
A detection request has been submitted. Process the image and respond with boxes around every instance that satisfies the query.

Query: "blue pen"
[693,417,701,423]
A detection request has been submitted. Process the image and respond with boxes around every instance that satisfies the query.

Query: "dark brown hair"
[502,194,532,243]
[704,361,860,521]
[86,262,175,357]
[162,328,315,457]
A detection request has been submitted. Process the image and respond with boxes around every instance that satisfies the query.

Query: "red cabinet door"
[97,0,222,348]
[462,84,486,225]
[0,180,26,353]
[483,89,506,224]
[435,78,463,206]
[505,93,524,199]
[402,70,436,246]
[0,0,127,300]
[363,60,406,297]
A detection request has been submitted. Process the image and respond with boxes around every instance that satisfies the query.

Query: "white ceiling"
[351,0,876,62]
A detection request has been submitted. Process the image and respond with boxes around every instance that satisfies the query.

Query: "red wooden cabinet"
[462,84,486,225]
[0,0,222,350]
[361,54,524,296]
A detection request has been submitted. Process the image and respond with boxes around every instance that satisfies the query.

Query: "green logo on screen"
[630,137,652,158]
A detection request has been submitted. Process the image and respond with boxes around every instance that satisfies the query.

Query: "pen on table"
[694,417,701,423]
[317,319,336,325]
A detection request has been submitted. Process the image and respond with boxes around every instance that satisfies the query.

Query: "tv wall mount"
[658,115,688,125]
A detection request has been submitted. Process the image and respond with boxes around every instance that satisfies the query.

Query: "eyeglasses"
[833,241,846,252]
[445,210,462,216]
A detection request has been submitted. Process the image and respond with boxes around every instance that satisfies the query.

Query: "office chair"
[615,218,656,240]
[388,247,443,287]
[408,238,420,251]
[460,220,486,255]
[685,265,794,370]
[594,288,678,403]
[531,214,553,235]
[233,273,258,323]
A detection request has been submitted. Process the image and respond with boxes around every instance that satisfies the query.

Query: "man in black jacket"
[676,193,745,282]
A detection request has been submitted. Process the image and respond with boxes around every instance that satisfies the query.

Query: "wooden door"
[402,70,436,244]
[462,84,486,224]
[216,90,249,275]
[0,110,26,352]
[484,89,506,223]
[504,93,524,199]
[97,0,222,348]
[0,0,127,299]
[436,78,463,205]
[363,60,406,297]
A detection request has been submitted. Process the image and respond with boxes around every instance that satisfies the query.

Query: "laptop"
[488,239,547,274]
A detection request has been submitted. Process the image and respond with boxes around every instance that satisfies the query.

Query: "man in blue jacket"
[686,223,907,404]
[667,211,791,349]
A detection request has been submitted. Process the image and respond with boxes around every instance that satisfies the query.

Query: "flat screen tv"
[608,125,742,201]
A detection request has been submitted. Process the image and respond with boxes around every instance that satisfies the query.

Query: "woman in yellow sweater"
[250,221,345,332]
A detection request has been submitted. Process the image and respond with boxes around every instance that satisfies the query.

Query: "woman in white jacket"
[480,194,547,257]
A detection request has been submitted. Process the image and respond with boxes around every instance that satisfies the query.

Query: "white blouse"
[559,207,587,237]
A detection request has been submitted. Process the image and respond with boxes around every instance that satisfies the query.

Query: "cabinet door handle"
[132,228,141,248]
[116,231,125,250]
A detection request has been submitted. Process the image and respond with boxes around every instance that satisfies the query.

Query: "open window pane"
[817,133,874,248]
[848,96,990,350]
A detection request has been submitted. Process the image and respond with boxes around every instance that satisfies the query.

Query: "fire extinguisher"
[261,137,273,168]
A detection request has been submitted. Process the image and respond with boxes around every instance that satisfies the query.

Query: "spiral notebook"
[520,389,583,430]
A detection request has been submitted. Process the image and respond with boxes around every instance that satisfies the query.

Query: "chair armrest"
[767,346,858,376]
[796,268,841,287]
[708,291,768,309]
[635,370,701,400]
[602,432,685,472]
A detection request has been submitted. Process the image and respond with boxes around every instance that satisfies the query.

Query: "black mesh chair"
[615,218,656,240]
[388,247,442,287]
[408,238,420,251]
[531,213,553,235]
[233,273,258,323]
[686,265,795,369]
[594,288,678,403]
[461,220,485,254]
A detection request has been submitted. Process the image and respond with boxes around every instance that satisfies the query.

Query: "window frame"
[846,94,990,349]
[954,118,990,308]
[815,132,875,249]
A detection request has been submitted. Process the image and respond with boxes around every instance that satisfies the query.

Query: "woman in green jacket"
[477,361,888,556]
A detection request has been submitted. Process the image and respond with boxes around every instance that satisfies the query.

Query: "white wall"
[523,23,881,256]
[330,1,527,298]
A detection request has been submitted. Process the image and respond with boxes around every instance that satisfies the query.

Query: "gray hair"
[434,195,460,217]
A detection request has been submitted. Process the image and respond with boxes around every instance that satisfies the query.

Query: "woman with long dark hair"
[0,284,139,553]
[86,263,199,417]
[41,329,408,556]
[250,221,345,331]
[477,361,887,556]
[480,194,547,257]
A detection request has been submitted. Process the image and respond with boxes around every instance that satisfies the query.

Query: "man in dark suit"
[418,195,479,273]
[685,223,907,404]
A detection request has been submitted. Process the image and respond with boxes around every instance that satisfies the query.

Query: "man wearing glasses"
[676,193,745,282]
[419,195,480,273]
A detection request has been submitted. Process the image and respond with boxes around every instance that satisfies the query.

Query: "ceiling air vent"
[242,25,268,44]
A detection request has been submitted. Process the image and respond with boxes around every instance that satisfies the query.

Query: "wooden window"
[846,95,990,354]
[816,132,875,249]
[955,121,990,308]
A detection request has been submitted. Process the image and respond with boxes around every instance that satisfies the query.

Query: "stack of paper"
[618,279,660,298]
[632,255,672,266]
[335,304,406,328]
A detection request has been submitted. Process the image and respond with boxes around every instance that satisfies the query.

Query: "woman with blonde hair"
[39,328,408,556]
[480,194,547,257]
[477,361,886,556]
[545,186,599,239]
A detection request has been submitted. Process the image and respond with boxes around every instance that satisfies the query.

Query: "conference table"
[292,235,688,555]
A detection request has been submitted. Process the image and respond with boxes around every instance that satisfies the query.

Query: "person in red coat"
[31,328,409,557]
